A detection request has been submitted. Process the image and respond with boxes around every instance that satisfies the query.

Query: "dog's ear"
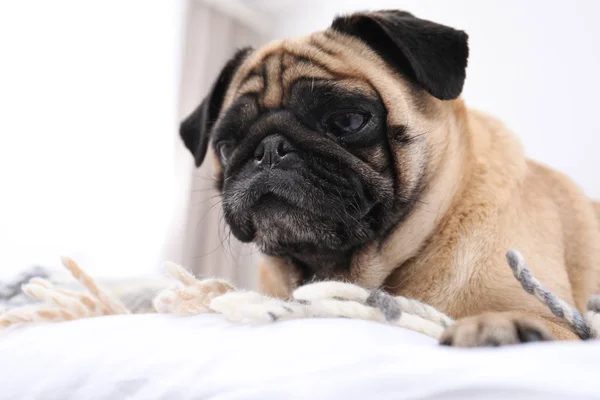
[331,10,468,100]
[180,47,252,167]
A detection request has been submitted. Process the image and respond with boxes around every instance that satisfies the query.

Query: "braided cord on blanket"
[206,284,447,338]
[506,250,591,339]
[393,296,454,328]
[291,281,454,329]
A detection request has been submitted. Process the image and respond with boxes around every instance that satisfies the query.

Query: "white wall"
[270,0,600,198]
[0,0,188,278]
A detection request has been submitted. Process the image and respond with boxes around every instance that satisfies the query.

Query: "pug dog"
[180,10,600,347]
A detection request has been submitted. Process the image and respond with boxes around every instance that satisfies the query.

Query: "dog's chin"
[226,193,378,257]
[221,166,390,263]
[251,196,344,255]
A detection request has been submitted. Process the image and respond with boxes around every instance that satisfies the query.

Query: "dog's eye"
[215,141,235,164]
[327,112,369,135]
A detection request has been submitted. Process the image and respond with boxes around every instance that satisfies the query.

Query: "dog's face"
[181,10,469,280]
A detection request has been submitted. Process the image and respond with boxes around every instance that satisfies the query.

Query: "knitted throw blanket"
[1,249,599,341]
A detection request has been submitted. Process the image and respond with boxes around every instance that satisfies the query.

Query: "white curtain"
[178,1,272,288]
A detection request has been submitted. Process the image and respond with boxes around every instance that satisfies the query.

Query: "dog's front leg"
[439,311,579,347]
[257,256,302,299]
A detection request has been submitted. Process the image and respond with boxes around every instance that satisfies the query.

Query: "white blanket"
[1,314,599,400]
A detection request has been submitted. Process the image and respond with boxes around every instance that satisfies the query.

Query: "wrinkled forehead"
[221,30,380,112]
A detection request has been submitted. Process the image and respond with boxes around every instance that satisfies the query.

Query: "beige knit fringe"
[0,257,129,328]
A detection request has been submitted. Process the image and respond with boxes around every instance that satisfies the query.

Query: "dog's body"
[181,10,600,346]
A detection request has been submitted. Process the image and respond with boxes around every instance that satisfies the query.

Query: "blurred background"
[0,0,599,288]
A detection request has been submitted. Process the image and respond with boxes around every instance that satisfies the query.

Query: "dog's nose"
[254,134,297,167]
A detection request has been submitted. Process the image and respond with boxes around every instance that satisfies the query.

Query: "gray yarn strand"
[506,249,591,339]
[366,290,402,322]
[366,290,454,328]
[588,295,600,313]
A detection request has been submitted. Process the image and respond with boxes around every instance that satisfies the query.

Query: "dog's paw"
[439,312,556,347]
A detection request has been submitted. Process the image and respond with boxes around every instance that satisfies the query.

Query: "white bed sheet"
[1,314,599,400]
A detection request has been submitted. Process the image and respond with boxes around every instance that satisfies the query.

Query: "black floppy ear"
[180,47,252,167]
[331,10,468,100]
